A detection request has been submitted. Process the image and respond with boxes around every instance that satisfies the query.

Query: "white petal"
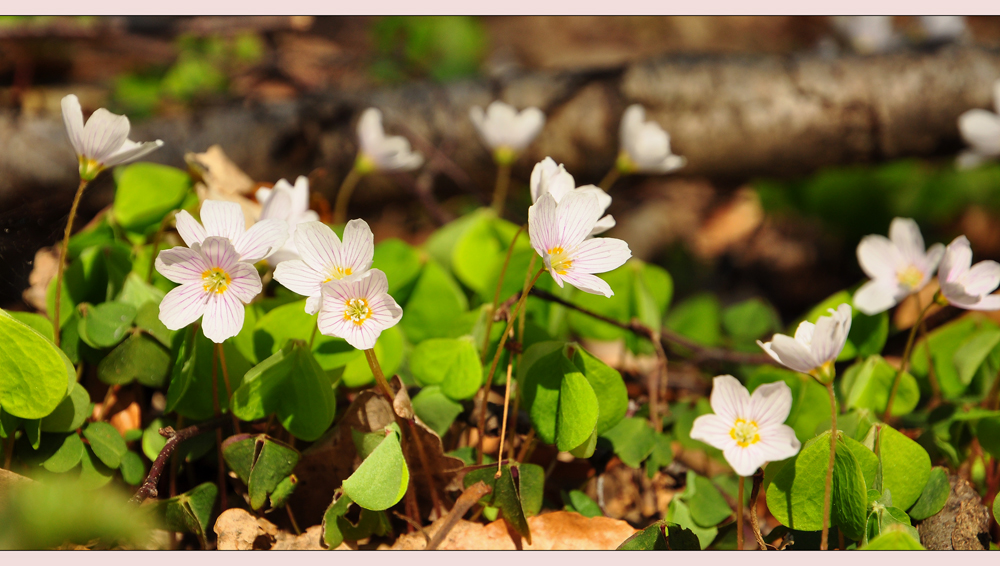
[576,185,612,212]
[60,94,86,157]
[569,237,631,275]
[690,413,735,451]
[226,263,263,304]
[939,236,972,284]
[619,104,645,150]
[957,293,1000,311]
[811,304,852,365]
[964,260,1000,296]
[959,109,1000,157]
[529,157,558,203]
[155,246,210,285]
[159,283,208,331]
[925,243,945,277]
[793,320,815,345]
[888,217,926,266]
[510,107,545,150]
[589,214,616,236]
[852,279,901,315]
[81,108,130,163]
[294,221,342,273]
[197,237,240,272]
[234,218,288,263]
[368,293,403,331]
[200,200,245,242]
[305,294,322,316]
[356,268,390,301]
[560,272,614,297]
[857,234,903,281]
[761,335,818,374]
[752,424,802,463]
[259,183,293,221]
[273,259,325,299]
[291,176,311,215]
[709,375,749,424]
[340,219,375,275]
[528,193,560,258]
[723,443,766,477]
[201,292,246,343]
[174,210,207,247]
[103,139,164,167]
[748,381,793,428]
[357,108,384,155]
[556,191,603,249]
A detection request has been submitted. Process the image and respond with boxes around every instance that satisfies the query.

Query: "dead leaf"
[109,401,141,437]
[22,246,60,314]
[184,145,261,227]
[390,511,637,550]
[214,508,271,550]
[0,468,33,498]
[271,525,328,550]
[692,187,764,259]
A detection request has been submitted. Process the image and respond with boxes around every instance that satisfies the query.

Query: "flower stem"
[737,475,745,550]
[476,267,546,465]
[146,210,177,283]
[884,299,934,420]
[364,348,395,402]
[821,381,837,551]
[309,322,319,349]
[491,162,512,216]
[216,343,240,434]
[332,166,364,226]
[481,224,526,361]
[750,468,767,550]
[53,178,89,347]
[496,357,514,479]
[598,167,621,192]
[211,341,227,513]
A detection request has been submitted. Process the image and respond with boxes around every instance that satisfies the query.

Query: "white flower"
[530,157,615,235]
[256,176,321,265]
[853,217,945,316]
[174,200,288,264]
[918,16,967,42]
[61,94,164,181]
[937,236,1000,311]
[273,219,375,315]
[758,304,852,382]
[469,101,545,163]
[318,269,403,350]
[617,104,686,175]
[155,237,263,343]
[832,16,898,54]
[690,375,801,476]
[356,108,424,173]
[528,191,631,298]
[957,80,1000,169]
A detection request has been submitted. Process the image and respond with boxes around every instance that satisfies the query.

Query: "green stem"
[146,210,177,283]
[53,178,89,347]
[481,224,526,361]
[309,322,319,349]
[821,382,837,551]
[210,340,227,513]
[737,475,745,550]
[491,162,512,216]
[476,268,546,465]
[884,299,934,420]
[332,166,364,226]
[598,167,621,192]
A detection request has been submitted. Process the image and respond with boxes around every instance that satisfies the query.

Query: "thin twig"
[424,481,493,550]
[129,417,228,504]
[749,468,767,550]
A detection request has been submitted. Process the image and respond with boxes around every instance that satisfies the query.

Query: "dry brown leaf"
[692,187,764,259]
[109,401,141,437]
[271,525,329,550]
[22,246,60,314]
[391,511,637,550]
[214,508,271,550]
[184,145,261,227]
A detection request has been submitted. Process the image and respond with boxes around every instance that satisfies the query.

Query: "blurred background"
[3,15,1000,324]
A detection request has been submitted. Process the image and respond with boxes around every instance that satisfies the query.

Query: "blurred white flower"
[853,217,944,315]
[470,101,545,164]
[318,269,403,350]
[937,236,1000,311]
[957,80,1000,169]
[617,104,686,175]
[61,94,164,181]
[832,16,899,54]
[758,304,852,383]
[356,108,424,173]
[528,191,631,297]
[918,16,967,43]
[256,176,320,265]
[530,157,615,235]
[690,375,800,476]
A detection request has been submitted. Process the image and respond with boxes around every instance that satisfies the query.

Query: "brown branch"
[527,287,778,366]
[749,468,767,550]
[424,481,493,551]
[129,416,228,504]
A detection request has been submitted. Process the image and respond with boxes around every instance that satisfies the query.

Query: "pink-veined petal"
[528,192,560,258]
[294,221,342,274]
[201,292,246,343]
[200,200,245,242]
[590,214,616,236]
[939,236,973,284]
[259,184,293,221]
[857,234,903,281]
[82,108,130,163]
[811,304,852,365]
[752,424,801,463]
[367,293,403,331]
[559,271,613,297]
[964,260,1000,296]
[569,237,631,275]
[226,263,263,304]
[556,191,603,249]
[273,259,324,299]
[852,279,900,316]
[723,443,766,477]
[159,283,208,331]
[761,335,818,374]
[174,210,207,247]
[690,413,735,451]
[340,219,375,274]
[304,294,322,316]
[103,139,163,167]
[155,246,210,285]
[60,94,86,157]
[197,237,240,272]
[748,381,794,428]
[709,375,749,424]
[234,218,288,263]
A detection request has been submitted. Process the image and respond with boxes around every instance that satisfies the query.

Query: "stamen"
[323,266,353,284]
[343,298,372,326]
[896,265,924,290]
[546,246,573,275]
[729,418,761,448]
[201,267,232,294]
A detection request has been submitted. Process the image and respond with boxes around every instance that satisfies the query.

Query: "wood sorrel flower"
[273,219,375,315]
[174,200,289,264]
[957,79,1000,169]
[530,157,614,235]
[616,104,686,175]
[155,237,264,343]
[61,94,163,181]
[256,176,321,265]
[469,101,545,165]
[355,108,424,174]
[758,304,852,383]
[853,217,944,315]
[690,375,801,476]
[317,269,402,350]
[528,191,631,297]
[937,235,1000,311]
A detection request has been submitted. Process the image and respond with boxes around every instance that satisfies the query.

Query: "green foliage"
[563,490,602,518]
[97,334,172,387]
[321,490,392,549]
[222,434,300,511]
[149,483,218,546]
[464,464,533,543]
[342,426,409,511]
[165,328,250,421]
[861,424,931,511]
[665,293,722,347]
[677,471,733,528]
[114,164,191,233]
[410,386,463,436]
[908,467,949,521]
[616,520,701,550]
[409,337,482,400]
[600,417,657,469]
[910,314,1000,400]
[371,16,487,83]
[82,422,128,469]
[840,356,919,417]
[0,308,73,419]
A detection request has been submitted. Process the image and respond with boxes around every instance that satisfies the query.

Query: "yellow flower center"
[729,418,760,448]
[344,298,372,326]
[78,156,103,182]
[323,266,353,284]
[202,267,231,294]
[546,247,573,275]
[896,265,924,290]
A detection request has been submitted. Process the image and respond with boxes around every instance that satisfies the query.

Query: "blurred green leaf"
[0,308,72,420]
[114,164,190,233]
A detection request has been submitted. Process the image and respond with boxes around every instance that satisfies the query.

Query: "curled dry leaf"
[184,145,261,227]
[22,246,60,314]
[214,508,271,550]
